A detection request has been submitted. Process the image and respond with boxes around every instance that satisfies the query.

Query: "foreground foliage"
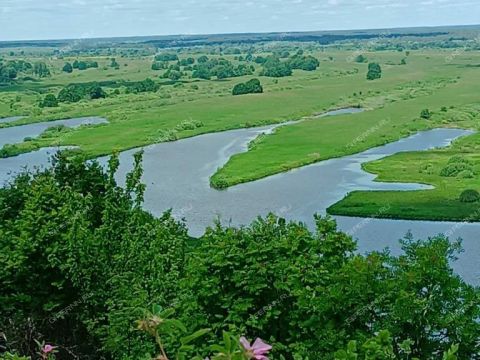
[0,154,479,359]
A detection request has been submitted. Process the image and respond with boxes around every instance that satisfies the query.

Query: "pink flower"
[240,337,272,360]
[42,344,54,353]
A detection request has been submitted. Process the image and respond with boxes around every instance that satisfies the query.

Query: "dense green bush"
[366,62,382,80]
[57,83,106,103]
[440,162,471,177]
[125,78,159,93]
[0,153,188,358]
[40,94,58,108]
[191,58,254,80]
[0,60,33,84]
[0,155,478,359]
[72,60,98,71]
[232,79,263,95]
[155,53,179,62]
[440,156,474,177]
[459,189,480,203]
[287,54,320,71]
[62,62,73,73]
[260,56,292,77]
[180,215,479,359]
[420,108,432,119]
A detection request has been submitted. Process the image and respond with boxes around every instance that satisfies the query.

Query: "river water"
[1,112,478,284]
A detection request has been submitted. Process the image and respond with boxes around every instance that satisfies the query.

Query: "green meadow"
[1,44,479,222]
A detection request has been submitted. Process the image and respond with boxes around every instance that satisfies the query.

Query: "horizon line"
[1,22,479,44]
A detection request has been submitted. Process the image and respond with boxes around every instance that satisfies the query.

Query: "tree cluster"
[72,60,99,71]
[260,56,292,77]
[154,53,179,62]
[57,82,106,103]
[192,58,254,80]
[125,78,159,93]
[286,53,320,71]
[0,60,34,83]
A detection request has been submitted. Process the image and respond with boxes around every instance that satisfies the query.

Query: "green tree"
[110,58,119,68]
[40,94,58,108]
[260,57,292,77]
[192,66,211,80]
[366,62,382,80]
[232,79,263,95]
[33,62,50,78]
[62,62,73,73]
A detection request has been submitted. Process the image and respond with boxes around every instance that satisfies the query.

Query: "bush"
[366,62,382,80]
[125,78,159,93]
[458,170,474,179]
[448,155,470,164]
[440,163,472,177]
[440,156,474,177]
[260,57,292,77]
[354,54,368,63]
[62,62,73,73]
[420,108,432,119]
[175,120,204,131]
[232,79,263,96]
[57,83,106,103]
[210,175,229,189]
[40,94,58,108]
[155,53,179,62]
[1,156,479,359]
[459,189,480,203]
[287,54,320,71]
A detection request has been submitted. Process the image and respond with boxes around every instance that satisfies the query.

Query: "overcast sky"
[1,0,479,41]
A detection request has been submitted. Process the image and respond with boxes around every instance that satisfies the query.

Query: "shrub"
[260,57,292,77]
[440,163,472,177]
[175,120,204,131]
[366,63,381,80]
[210,174,229,189]
[287,54,320,71]
[420,109,432,119]
[155,53,179,62]
[125,78,159,94]
[40,94,58,108]
[62,62,73,73]
[57,83,106,103]
[232,79,263,96]
[459,189,480,203]
[354,54,368,63]
[458,170,474,179]
[448,155,470,164]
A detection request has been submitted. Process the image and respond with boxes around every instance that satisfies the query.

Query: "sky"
[1,0,479,41]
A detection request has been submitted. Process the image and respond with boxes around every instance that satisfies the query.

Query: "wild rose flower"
[43,344,54,353]
[240,337,272,360]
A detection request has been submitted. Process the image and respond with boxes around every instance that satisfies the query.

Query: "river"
[0,112,478,284]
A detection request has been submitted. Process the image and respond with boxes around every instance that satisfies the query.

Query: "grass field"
[1,43,480,222]
[327,121,480,221]
[210,52,480,188]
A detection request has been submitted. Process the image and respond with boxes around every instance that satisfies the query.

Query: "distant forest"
[0,29,453,49]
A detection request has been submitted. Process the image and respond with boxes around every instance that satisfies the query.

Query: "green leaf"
[180,328,211,345]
